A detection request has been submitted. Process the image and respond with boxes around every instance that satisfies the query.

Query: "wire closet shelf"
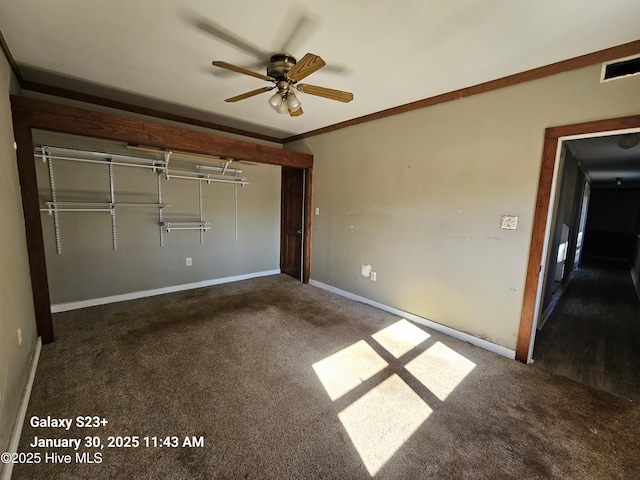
[36,145,249,253]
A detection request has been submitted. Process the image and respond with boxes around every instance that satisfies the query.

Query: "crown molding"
[283,39,640,143]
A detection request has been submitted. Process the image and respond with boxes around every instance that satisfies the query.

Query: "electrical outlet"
[17,327,22,346]
[371,271,377,282]
[186,257,192,267]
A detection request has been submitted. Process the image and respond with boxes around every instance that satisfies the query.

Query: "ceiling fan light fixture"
[268,92,283,110]
[286,91,301,112]
[276,99,289,115]
[213,52,352,117]
[618,133,640,149]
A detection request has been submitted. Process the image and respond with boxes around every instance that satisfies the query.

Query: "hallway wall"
[629,198,640,296]
[540,146,584,314]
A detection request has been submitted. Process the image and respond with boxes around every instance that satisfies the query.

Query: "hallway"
[533,259,640,402]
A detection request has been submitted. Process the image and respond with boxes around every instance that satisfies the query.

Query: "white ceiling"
[1,0,640,140]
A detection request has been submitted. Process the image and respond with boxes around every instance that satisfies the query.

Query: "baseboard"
[309,280,516,359]
[51,269,281,313]
[1,337,42,480]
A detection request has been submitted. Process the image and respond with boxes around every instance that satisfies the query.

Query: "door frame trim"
[280,167,313,283]
[303,167,313,283]
[516,113,640,362]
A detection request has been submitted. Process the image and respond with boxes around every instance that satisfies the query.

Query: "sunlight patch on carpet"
[371,319,431,358]
[338,374,432,476]
[313,319,476,476]
[405,341,476,401]
[312,340,388,401]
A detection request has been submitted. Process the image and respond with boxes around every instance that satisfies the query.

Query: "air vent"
[601,54,640,82]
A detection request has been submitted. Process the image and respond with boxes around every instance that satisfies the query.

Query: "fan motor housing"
[267,53,296,80]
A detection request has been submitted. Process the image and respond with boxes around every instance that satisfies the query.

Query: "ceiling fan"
[212,53,353,117]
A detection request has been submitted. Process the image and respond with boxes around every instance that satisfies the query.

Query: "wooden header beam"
[11,96,313,169]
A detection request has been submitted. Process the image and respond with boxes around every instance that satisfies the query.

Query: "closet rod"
[160,222,211,232]
[164,226,211,231]
[196,164,243,176]
[41,208,112,213]
[45,201,112,207]
[165,173,248,186]
[37,146,165,165]
[34,154,165,171]
[43,201,169,208]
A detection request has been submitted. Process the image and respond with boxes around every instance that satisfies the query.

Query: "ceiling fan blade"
[225,86,275,102]
[286,53,326,82]
[289,107,304,117]
[190,15,269,61]
[277,13,316,54]
[296,84,353,103]
[212,61,274,82]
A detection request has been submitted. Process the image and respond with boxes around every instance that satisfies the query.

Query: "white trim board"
[51,270,281,313]
[309,280,516,360]
[1,337,42,480]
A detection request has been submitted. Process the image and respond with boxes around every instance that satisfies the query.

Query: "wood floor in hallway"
[533,259,640,402]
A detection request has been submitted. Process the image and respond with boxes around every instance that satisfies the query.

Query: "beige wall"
[289,64,640,350]
[33,132,281,304]
[0,54,38,457]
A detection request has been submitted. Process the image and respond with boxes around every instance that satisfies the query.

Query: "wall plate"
[500,215,518,230]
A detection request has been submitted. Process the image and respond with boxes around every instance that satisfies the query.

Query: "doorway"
[533,135,640,400]
[517,115,640,363]
[517,117,640,398]
[281,167,305,281]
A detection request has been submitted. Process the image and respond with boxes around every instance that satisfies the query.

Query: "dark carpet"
[12,275,640,479]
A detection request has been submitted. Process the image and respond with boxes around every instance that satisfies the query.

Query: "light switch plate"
[501,215,518,230]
